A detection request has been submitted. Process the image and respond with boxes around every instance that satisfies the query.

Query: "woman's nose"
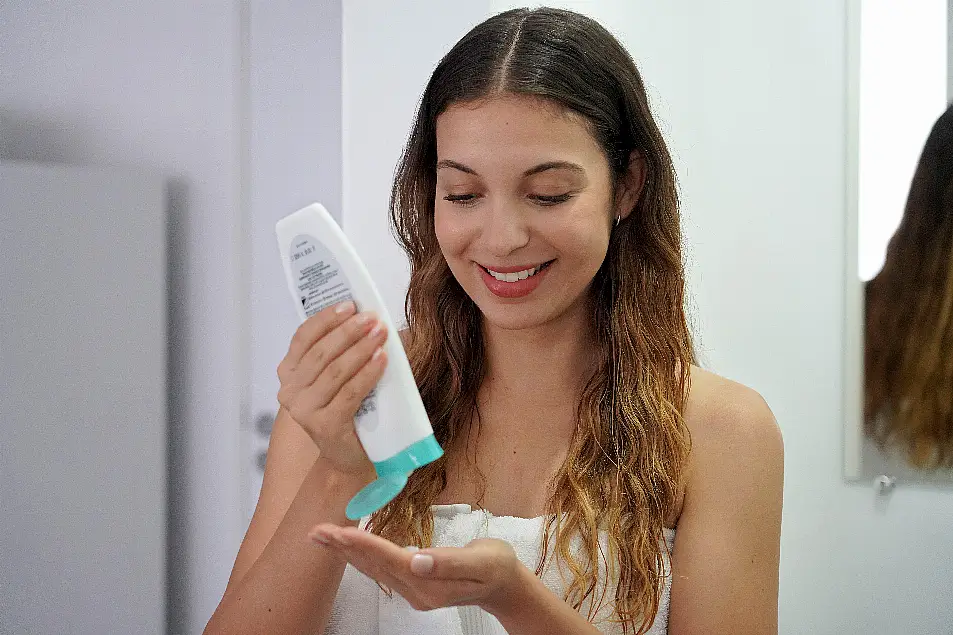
[480,199,530,257]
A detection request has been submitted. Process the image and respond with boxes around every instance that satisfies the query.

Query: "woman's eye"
[442,192,573,207]
[531,193,573,206]
[443,194,478,207]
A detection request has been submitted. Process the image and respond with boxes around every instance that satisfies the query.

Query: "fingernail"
[335,301,356,315]
[372,347,385,361]
[369,322,385,338]
[410,553,434,575]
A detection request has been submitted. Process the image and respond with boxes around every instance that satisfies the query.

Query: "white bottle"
[275,203,442,519]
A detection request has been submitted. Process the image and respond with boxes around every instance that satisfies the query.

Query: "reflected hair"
[865,103,953,470]
[365,7,695,633]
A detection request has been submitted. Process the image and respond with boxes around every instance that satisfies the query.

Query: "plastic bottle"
[275,203,443,519]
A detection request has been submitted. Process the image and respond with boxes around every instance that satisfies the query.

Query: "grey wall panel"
[1,161,167,635]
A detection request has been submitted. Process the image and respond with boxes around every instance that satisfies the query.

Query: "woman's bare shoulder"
[667,375,784,631]
[684,365,780,445]
[669,366,783,525]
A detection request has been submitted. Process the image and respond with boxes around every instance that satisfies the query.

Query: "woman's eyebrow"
[522,161,585,177]
[435,159,586,177]
[436,159,478,175]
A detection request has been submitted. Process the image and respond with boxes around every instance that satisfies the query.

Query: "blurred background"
[2,1,952,634]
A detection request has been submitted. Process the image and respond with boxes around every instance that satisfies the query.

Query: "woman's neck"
[479,299,599,432]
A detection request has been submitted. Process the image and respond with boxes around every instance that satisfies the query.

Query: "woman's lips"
[477,260,553,299]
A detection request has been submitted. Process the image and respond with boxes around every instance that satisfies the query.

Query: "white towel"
[379,595,463,634]
[325,556,380,635]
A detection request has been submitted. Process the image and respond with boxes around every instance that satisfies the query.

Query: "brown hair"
[865,104,953,471]
[367,8,695,632]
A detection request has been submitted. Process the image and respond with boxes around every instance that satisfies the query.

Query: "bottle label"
[289,233,378,430]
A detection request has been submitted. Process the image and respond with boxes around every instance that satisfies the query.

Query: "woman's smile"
[477,259,556,298]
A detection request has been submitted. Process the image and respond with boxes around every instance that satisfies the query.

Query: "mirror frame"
[843,0,864,482]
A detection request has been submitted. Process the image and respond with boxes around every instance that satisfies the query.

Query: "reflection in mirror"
[847,0,953,483]
[865,105,953,475]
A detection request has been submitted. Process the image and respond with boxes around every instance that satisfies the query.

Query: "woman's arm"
[221,406,320,594]
[203,407,372,635]
[668,377,784,635]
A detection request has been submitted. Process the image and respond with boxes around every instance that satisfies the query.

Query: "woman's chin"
[473,299,560,332]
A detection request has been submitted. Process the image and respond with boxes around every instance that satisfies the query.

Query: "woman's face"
[434,94,637,331]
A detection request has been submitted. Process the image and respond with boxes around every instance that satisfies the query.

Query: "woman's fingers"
[280,309,375,394]
[304,319,388,408]
[410,542,508,582]
[274,301,386,472]
[314,524,408,563]
[277,302,360,406]
[277,303,386,415]
[321,343,388,421]
[311,525,413,593]
[312,526,507,582]
[295,311,377,385]
[284,301,356,367]
[310,524,487,610]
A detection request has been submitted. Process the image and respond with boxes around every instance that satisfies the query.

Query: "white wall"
[244,0,343,527]
[343,1,953,634]
[1,3,244,634]
[341,0,491,319]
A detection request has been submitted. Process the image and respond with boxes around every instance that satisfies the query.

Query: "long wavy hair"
[865,104,953,471]
[366,8,695,632]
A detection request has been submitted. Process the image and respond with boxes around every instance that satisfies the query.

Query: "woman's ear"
[615,151,647,221]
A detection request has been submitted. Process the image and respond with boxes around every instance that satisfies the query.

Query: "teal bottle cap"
[346,472,408,520]
[345,434,444,520]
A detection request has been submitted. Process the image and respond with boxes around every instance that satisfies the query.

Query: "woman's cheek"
[435,212,473,254]
[433,210,452,248]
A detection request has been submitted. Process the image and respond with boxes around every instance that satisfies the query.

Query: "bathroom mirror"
[844,0,953,485]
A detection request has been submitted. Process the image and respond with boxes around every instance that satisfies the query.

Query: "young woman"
[206,7,783,635]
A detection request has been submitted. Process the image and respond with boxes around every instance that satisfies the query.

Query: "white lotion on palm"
[275,203,442,520]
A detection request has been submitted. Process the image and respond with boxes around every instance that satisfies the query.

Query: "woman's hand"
[308,523,520,612]
[276,301,388,476]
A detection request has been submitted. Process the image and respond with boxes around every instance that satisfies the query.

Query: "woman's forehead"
[435,95,604,173]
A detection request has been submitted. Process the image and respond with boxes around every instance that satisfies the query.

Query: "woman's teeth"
[484,262,549,283]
